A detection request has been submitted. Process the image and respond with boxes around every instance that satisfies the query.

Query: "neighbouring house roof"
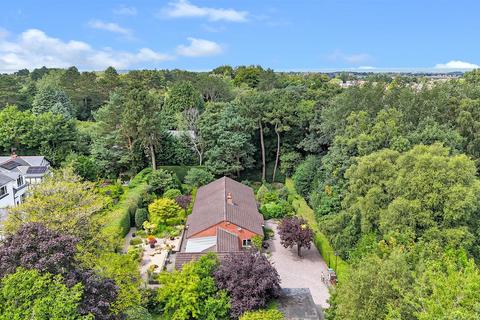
[0,156,47,167]
[0,173,13,187]
[185,177,264,238]
[0,156,49,179]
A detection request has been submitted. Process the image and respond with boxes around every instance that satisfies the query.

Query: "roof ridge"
[217,227,238,237]
[223,176,227,222]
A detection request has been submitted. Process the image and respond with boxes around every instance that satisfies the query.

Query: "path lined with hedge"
[285,179,349,282]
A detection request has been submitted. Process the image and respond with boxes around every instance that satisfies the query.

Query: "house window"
[242,239,252,247]
[17,176,23,187]
[0,186,7,198]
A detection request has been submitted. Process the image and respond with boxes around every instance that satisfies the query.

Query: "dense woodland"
[2,65,480,319]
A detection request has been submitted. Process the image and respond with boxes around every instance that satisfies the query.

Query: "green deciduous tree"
[157,254,230,320]
[328,248,413,320]
[0,268,88,320]
[5,167,104,243]
[325,144,480,258]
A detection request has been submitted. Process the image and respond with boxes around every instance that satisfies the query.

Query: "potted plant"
[147,235,157,248]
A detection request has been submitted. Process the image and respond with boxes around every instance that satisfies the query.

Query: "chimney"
[11,147,17,159]
[226,192,233,205]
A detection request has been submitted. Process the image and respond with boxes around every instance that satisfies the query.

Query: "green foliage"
[163,189,182,199]
[292,156,320,198]
[260,200,292,220]
[65,153,99,181]
[280,151,302,177]
[6,168,104,242]
[98,183,124,203]
[240,309,284,320]
[256,185,269,202]
[330,248,412,320]
[148,198,185,226]
[135,208,149,229]
[157,254,230,320]
[327,144,480,258]
[233,65,264,88]
[101,176,150,247]
[409,250,480,319]
[0,268,88,320]
[124,306,153,320]
[0,105,78,165]
[32,85,75,119]
[184,167,214,187]
[86,252,142,315]
[164,81,203,127]
[251,235,264,251]
[201,102,255,177]
[148,169,179,194]
[129,237,143,246]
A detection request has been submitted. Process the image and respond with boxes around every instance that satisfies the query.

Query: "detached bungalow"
[175,177,264,269]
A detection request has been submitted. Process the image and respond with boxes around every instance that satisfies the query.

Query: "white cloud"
[176,37,223,57]
[88,20,132,37]
[434,60,479,70]
[113,5,137,16]
[0,29,172,72]
[328,50,372,65]
[358,66,376,70]
[163,0,248,22]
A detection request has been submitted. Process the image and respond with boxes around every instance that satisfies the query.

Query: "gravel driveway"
[266,220,330,308]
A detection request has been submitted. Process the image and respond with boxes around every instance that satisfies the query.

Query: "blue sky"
[0,0,479,72]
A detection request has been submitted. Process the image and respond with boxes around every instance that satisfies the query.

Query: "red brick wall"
[190,221,259,241]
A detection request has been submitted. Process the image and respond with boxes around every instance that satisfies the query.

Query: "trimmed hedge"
[285,178,349,282]
[101,181,150,249]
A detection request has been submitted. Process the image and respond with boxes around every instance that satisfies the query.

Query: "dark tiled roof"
[216,228,240,252]
[186,177,264,237]
[0,173,13,186]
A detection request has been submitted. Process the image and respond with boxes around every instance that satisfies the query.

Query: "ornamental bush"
[260,200,294,220]
[148,198,185,226]
[240,309,284,320]
[163,188,182,199]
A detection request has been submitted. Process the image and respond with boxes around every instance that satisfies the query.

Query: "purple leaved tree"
[0,222,78,277]
[278,216,313,257]
[214,251,281,318]
[0,223,119,320]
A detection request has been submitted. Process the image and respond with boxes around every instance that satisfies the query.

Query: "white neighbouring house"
[0,153,50,223]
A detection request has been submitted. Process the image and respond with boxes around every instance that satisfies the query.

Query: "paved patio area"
[266,220,330,309]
